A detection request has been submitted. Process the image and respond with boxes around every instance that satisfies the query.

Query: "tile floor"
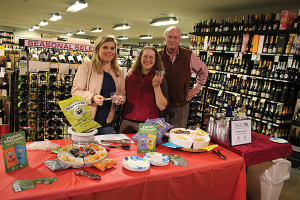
[279,168,300,200]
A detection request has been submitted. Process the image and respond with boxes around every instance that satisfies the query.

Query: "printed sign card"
[230,119,252,146]
[1,131,28,173]
[137,123,157,153]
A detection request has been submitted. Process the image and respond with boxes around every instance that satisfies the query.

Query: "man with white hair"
[159,26,208,128]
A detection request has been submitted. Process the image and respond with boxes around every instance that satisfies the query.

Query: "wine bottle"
[293,9,300,30]
[280,84,288,102]
[6,56,11,72]
[1,74,9,97]
[263,36,269,53]
[0,57,5,73]
[272,35,278,53]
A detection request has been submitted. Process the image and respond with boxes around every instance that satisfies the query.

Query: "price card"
[287,58,293,68]
[227,73,231,78]
[69,64,78,70]
[252,97,257,101]
[274,55,280,63]
[251,53,256,60]
[218,90,223,96]
[260,98,266,103]
[59,63,69,74]
[19,60,28,75]
[243,75,248,80]
[50,62,59,69]
[28,61,40,72]
[38,62,50,71]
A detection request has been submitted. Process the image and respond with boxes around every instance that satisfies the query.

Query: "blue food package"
[15,145,26,164]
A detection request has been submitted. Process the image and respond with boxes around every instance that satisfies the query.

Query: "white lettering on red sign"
[24,40,94,52]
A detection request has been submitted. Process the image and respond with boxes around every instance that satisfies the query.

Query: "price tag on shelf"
[38,62,50,71]
[237,74,242,78]
[0,46,4,56]
[260,98,266,103]
[287,58,293,68]
[274,55,280,63]
[251,53,256,60]
[227,73,231,78]
[50,62,59,69]
[59,63,69,74]
[234,52,239,58]
[28,61,40,72]
[218,90,223,96]
[243,75,248,80]
[252,97,257,101]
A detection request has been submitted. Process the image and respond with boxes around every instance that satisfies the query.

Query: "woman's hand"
[114,95,125,106]
[152,75,163,88]
[93,94,105,106]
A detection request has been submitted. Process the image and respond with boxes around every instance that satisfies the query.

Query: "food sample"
[170,128,210,149]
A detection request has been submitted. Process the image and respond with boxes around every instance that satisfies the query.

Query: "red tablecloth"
[0,136,246,200]
[211,132,293,166]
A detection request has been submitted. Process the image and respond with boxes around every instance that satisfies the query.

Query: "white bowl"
[193,135,210,149]
[68,127,97,145]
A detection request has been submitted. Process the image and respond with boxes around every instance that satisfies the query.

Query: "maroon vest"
[121,68,159,121]
[160,47,192,106]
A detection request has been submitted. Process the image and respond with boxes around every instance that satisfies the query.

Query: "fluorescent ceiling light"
[39,20,48,26]
[28,28,34,31]
[76,30,85,34]
[33,25,40,30]
[181,34,188,38]
[91,28,102,33]
[150,17,178,26]
[113,23,130,30]
[117,36,128,40]
[66,32,73,36]
[139,35,152,39]
[66,0,88,12]
[49,13,62,21]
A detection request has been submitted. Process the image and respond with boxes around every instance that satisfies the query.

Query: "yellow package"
[58,96,101,133]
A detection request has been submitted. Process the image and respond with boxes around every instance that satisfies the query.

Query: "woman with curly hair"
[120,46,168,134]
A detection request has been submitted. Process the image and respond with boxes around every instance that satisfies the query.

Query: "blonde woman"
[72,35,125,135]
[120,46,168,134]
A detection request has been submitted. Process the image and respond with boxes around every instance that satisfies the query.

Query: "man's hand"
[186,88,199,101]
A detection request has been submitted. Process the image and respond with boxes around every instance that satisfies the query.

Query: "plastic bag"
[27,139,60,151]
[253,158,291,185]
[132,118,172,145]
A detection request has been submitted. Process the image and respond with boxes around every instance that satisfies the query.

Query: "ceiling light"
[49,13,62,21]
[39,20,48,26]
[181,34,188,39]
[113,23,130,30]
[28,28,34,31]
[90,28,103,33]
[66,0,88,12]
[66,32,73,36]
[75,30,85,34]
[33,25,40,30]
[117,36,128,40]
[150,17,178,26]
[139,35,152,39]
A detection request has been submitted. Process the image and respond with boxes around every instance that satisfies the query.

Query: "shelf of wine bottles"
[13,46,93,142]
[16,70,75,141]
[188,10,300,138]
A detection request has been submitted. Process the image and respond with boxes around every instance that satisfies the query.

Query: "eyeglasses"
[142,55,155,60]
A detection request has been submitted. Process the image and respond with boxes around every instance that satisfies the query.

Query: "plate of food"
[57,143,107,167]
[123,156,150,172]
[144,152,169,166]
[169,128,210,152]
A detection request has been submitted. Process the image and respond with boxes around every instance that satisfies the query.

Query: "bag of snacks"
[93,158,117,171]
[58,96,101,133]
[132,118,172,145]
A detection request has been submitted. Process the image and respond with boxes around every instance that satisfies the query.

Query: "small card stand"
[230,119,252,147]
